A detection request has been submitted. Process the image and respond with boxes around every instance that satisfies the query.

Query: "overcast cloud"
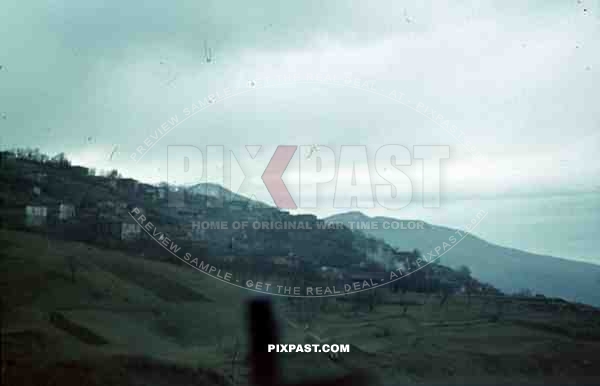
[1,0,598,218]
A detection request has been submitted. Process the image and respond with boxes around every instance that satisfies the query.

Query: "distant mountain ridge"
[188,182,274,209]
[325,211,600,306]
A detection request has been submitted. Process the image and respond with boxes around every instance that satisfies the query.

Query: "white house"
[30,172,47,183]
[144,186,159,200]
[58,203,76,220]
[25,205,47,226]
[121,223,141,240]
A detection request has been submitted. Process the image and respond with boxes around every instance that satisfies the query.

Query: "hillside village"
[0,148,501,297]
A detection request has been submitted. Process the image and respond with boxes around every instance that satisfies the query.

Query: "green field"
[2,229,600,385]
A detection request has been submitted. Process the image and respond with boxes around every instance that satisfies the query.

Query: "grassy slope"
[2,229,600,386]
[0,229,251,385]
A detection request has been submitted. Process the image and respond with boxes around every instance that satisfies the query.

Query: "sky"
[1,0,599,219]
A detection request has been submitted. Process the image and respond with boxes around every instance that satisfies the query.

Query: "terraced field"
[2,229,600,386]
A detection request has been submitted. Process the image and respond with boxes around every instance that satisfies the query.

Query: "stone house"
[119,179,140,198]
[143,186,167,201]
[58,203,76,221]
[272,254,301,268]
[121,222,141,240]
[319,266,345,280]
[97,201,128,219]
[96,221,142,241]
[29,172,47,184]
[348,271,387,283]
[25,205,47,226]
[144,186,159,201]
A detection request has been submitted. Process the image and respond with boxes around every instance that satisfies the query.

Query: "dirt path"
[421,318,494,327]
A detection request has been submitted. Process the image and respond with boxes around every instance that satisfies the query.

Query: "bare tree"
[457,265,473,306]
[230,336,241,386]
[368,288,383,312]
[66,255,77,283]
